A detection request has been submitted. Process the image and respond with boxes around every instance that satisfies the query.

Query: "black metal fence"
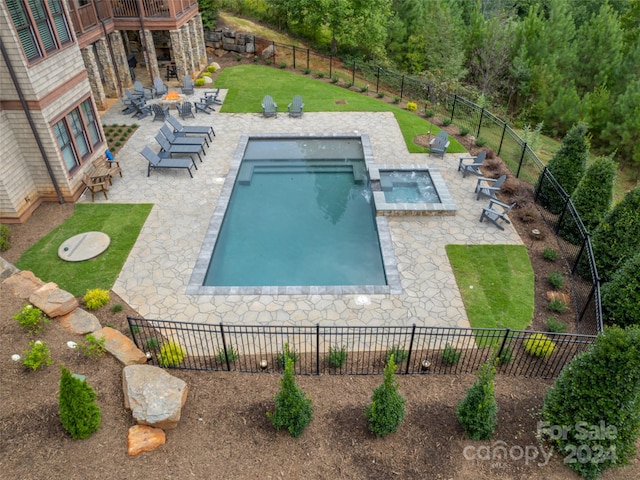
[128,317,595,379]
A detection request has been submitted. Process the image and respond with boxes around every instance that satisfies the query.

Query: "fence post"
[400,75,405,99]
[450,94,457,123]
[555,196,572,234]
[496,328,511,360]
[516,142,527,178]
[126,315,141,349]
[405,324,416,374]
[292,45,296,69]
[272,40,276,63]
[306,49,310,70]
[572,234,589,275]
[476,107,484,137]
[534,166,547,202]
[316,324,320,375]
[352,62,355,85]
[498,123,507,157]
[376,67,380,93]
[329,55,332,78]
[219,322,231,371]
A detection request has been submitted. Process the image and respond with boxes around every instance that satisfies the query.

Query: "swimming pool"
[188,134,401,295]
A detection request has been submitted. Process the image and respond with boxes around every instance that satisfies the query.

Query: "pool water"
[204,138,386,287]
[380,170,441,203]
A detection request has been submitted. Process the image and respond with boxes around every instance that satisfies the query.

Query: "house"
[0,0,207,223]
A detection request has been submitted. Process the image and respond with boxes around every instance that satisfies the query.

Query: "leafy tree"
[558,155,617,244]
[266,355,313,437]
[536,124,589,214]
[58,366,101,439]
[589,186,640,283]
[197,0,218,30]
[601,252,640,327]
[542,325,640,479]
[365,354,405,437]
[456,360,498,440]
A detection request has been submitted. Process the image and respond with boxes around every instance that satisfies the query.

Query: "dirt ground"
[1,66,638,479]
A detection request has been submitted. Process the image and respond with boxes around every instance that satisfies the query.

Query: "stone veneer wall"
[140,30,160,80]
[110,31,133,88]
[81,46,107,110]
[95,38,118,97]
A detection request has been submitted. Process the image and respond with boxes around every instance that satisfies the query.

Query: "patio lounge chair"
[287,95,304,118]
[160,124,208,148]
[429,131,450,158]
[262,95,277,118]
[167,116,215,142]
[181,76,195,95]
[479,199,515,230]
[152,104,170,122]
[82,173,108,201]
[177,101,195,119]
[153,77,168,97]
[134,81,154,100]
[140,146,195,178]
[155,133,204,162]
[458,151,487,178]
[475,174,507,201]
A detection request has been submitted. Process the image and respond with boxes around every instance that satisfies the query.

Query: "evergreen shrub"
[523,333,555,359]
[83,289,110,310]
[456,360,498,440]
[365,355,405,437]
[442,343,461,364]
[158,340,187,367]
[326,345,347,368]
[22,340,52,370]
[0,223,11,251]
[276,342,299,368]
[59,366,101,439]
[13,304,48,334]
[547,271,564,290]
[601,252,640,327]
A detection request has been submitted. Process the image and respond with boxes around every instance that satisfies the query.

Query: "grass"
[446,245,534,342]
[215,65,466,154]
[16,204,152,297]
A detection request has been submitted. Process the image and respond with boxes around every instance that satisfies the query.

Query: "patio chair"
[262,95,277,118]
[429,131,450,158]
[475,174,507,201]
[153,77,168,97]
[177,101,195,119]
[140,146,195,178]
[152,104,170,122]
[134,81,154,100]
[287,95,304,118]
[202,88,222,105]
[167,116,215,142]
[104,149,123,179]
[479,199,515,230]
[82,173,108,201]
[160,123,208,148]
[194,101,215,115]
[166,62,178,81]
[181,76,195,95]
[458,151,487,178]
[155,133,204,162]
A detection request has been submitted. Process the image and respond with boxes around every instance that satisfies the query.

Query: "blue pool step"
[238,160,367,185]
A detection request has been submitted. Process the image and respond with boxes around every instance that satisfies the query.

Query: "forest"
[201,0,639,172]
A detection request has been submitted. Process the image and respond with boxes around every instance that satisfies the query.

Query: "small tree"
[536,124,589,214]
[601,252,640,327]
[365,354,405,437]
[558,155,617,244]
[541,326,640,479]
[456,360,498,440]
[58,366,101,439]
[266,356,313,438]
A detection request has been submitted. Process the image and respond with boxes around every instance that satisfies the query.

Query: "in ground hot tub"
[368,164,456,216]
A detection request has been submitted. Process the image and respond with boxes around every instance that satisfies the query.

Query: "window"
[53,99,102,172]
[6,0,72,63]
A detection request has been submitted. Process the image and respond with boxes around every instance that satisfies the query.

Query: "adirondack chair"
[181,76,195,95]
[475,174,507,201]
[287,95,304,118]
[479,199,515,230]
[153,77,168,97]
[262,95,277,118]
[177,101,195,119]
[134,81,154,100]
[194,101,215,114]
[152,104,170,122]
[202,88,222,105]
[458,151,487,178]
[429,131,450,158]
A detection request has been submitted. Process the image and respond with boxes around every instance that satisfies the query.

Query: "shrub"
[216,344,239,364]
[13,303,48,334]
[442,343,461,364]
[201,72,211,77]
[558,155,617,244]
[457,360,498,440]
[442,118,452,126]
[475,137,488,147]
[326,345,347,368]
[0,223,11,251]
[157,340,187,367]
[360,84,368,93]
[207,65,217,73]
[543,248,558,261]
[76,334,106,358]
[59,366,101,439]
[235,54,243,62]
[252,56,259,62]
[365,355,405,437]
[548,298,568,313]
[459,127,470,136]
[497,346,513,365]
[406,102,417,112]
[392,96,401,104]
[424,109,435,117]
[377,92,384,98]
[144,337,159,350]
[264,59,272,65]
[331,75,339,83]
[385,345,408,364]
[523,333,555,359]
[22,340,52,370]
[279,62,287,69]
[546,316,567,333]
[601,252,640,327]
[83,289,110,310]
[542,326,640,479]
[303,67,311,74]
[316,72,325,78]
[535,124,588,214]
[194,78,205,87]
[110,304,123,313]
[547,271,564,290]
[266,356,313,437]
[276,342,299,368]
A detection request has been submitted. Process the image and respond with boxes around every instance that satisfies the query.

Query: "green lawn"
[16,204,152,297]
[446,245,534,337]
[215,65,466,154]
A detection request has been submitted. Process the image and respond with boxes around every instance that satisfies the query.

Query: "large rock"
[2,270,44,299]
[29,282,78,317]
[261,44,275,60]
[127,425,166,456]
[95,327,147,366]
[0,257,19,281]
[58,308,102,335]
[123,365,188,430]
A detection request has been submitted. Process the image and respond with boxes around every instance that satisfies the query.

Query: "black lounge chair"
[167,116,215,141]
[140,146,195,178]
[160,124,208,148]
[155,133,204,162]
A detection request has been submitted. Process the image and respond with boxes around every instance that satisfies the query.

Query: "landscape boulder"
[0,257,19,281]
[29,282,78,317]
[95,327,147,366]
[58,308,102,335]
[2,270,44,299]
[127,425,166,456]
[123,364,188,430]
[261,44,275,60]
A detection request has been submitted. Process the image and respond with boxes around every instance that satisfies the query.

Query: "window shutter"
[29,0,57,52]
[48,0,71,45]
[7,0,42,60]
